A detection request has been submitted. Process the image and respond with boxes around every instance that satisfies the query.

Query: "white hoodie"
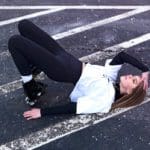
[70,59,122,114]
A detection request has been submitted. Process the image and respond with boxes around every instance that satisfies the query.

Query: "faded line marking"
[1,32,150,96]
[0,8,149,55]
[0,7,149,28]
[53,8,150,40]
[0,5,150,10]
[0,8,64,27]
[1,98,149,150]
[30,98,150,150]
[80,33,150,62]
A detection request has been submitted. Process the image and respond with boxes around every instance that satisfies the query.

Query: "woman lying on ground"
[8,19,149,120]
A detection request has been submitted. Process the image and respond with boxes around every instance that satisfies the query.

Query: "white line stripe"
[0,5,150,10]
[80,33,150,62]
[0,7,147,28]
[0,7,148,56]
[114,33,150,48]
[0,8,147,63]
[1,32,150,96]
[30,98,150,150]
[31,98,150,150]
[53,8,150,40]
[0,145,11,150]
[0,8,148,62]
[0,8,64,27]
[1,98,149,150]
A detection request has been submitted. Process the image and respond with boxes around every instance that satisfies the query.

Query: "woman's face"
[120,74,142,94]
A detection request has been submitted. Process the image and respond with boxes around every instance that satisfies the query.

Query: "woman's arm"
[23,103,76,120]
[41,103,76,116]
[110,51,149,90]
[110,51,149,72]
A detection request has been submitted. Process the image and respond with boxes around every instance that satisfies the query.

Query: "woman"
[8,20,149,120]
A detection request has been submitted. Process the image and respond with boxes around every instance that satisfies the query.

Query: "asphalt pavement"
[0,1,150,150]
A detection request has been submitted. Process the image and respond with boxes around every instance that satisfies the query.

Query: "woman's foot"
[23,79,47,106]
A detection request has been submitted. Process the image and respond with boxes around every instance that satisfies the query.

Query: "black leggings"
[8,20,82,84]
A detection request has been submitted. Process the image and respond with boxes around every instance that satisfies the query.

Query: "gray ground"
[0,0,150,150]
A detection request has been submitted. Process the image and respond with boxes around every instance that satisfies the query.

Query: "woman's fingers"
[24,114,35,120]
[23,113,33,118]
[23,111,31,115]
[23,111,33,117]
[26,116,34,120]
[23,108,41,120]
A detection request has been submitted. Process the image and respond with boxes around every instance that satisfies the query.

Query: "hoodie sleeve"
[110,51,149,72]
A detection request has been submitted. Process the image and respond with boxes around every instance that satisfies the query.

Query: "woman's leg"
[18,19,65,55]
[8,34,82,105]
[8,35,82,83]
[18,20,81,78]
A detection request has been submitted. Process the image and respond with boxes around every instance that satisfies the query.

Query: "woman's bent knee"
[8,35,22,51]
[18,19,30,31]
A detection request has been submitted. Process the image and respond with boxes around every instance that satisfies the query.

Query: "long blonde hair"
[111,81,146,110]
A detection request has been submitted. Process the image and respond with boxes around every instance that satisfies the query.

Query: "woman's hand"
[141,71,149,90]
[23,108,41,120]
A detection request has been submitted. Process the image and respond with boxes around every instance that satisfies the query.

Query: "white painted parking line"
[113,33,150,48]
[29,98,150,150]
[0,5,150,10]
[0,7,149,57]
[80,33,150,62]
[1,96,149,150]
[0,7,149,28]
[0,7,148,72]
[53,8,150,40]
[1,32,150,96]
[0,8,64,27]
